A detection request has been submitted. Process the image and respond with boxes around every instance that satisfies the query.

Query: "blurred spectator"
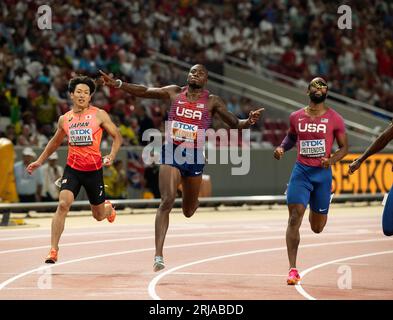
[32,84,59,128]
[17,124,38,146]
[13,67,31,112]
[103,160,127,199]
[119,117,139,146]
[1,0,393,146]
[135,105,155,145]
[41,152,63,202]
[35,125,51,148]
[143,156,161,199]
[227,96,241,114]
[14,147,43,202]
[37,67,51,86]
[5,125,17,145]
[132,58,150,85]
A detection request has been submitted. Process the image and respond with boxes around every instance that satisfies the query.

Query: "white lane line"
[0,215,382,238]
[1,233,389,293]
[0,229,149,241]
[148,238,393,300]
[0,272,136,275]
[0,220,278,236]
[0,272,286,277]
[295,250,393,300]
[0,221,382,242]
[0,234,328,291]
[171,272,287,277]
[0,228,375,256]
[0,224,280,241]
[0,228,287,255]
[330,262,369,266]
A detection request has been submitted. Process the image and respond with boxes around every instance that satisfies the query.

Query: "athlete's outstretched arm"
[98,109,123,166]
[349,123,393,174]
[321,133,349,169]
[211,95,264,129]
[99,70,180,100]
[26,117,67,174]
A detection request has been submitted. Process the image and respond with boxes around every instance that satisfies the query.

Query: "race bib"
[69,128,93,146]
[299,139,326,157]
[171,121,198,143]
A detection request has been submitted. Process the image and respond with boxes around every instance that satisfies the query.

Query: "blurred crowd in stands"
[1,0,392,150]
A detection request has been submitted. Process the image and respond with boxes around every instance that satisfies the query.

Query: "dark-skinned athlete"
[274,77,349,285]
[348,124,393,237]
[100,64,264,271]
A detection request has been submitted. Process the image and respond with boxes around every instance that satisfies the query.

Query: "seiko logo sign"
[176,107,202,120]
[298,123,327,133]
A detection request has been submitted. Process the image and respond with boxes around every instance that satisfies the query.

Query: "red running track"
[0,206,392,300]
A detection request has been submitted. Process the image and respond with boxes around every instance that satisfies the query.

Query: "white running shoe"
[153,256,165,272]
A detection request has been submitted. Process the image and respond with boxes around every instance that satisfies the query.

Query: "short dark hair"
[68,76,96,95]
[191,64,208,75]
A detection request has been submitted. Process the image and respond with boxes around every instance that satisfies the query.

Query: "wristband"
[115,79,123,88]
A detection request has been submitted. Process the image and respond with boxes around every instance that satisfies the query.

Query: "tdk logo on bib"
[298,123,327,133]
[300,139,326,157]
[173,122,196,131]
[176,106,202,120]
[69,128,93,146]
[301,140,324,147]
[171,120,198,142]
[70,129,91,135]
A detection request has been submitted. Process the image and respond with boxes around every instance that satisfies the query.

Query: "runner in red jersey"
[274,77,348,285]
[100,65,264,271]
[27,76,122,264]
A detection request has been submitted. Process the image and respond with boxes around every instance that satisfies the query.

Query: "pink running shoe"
[287,268,301,285]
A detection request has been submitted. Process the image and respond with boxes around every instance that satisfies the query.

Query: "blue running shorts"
[286,162,332,214]
[382,187,393,236]
[161,143,205,177]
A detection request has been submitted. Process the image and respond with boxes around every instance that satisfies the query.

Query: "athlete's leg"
[50,190,74,250]
[285,163,312,270]
[308,168,331,234]
[382,187,393,236]
[91,202,114,221]
[286,204,307,269]
[46,166,82,262]
[83,168,113,222]
[181,175,202,218]
[155,165,181,258]
[309,210,328,234]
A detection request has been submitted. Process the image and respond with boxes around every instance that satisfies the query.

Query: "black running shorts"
[60,165,105,205]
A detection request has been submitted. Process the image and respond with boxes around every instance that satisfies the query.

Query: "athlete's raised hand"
[99,70,117,88]
[274,146,284,160]
[248,108,265,125]
[348,158,362,175]
[26,161,42,175]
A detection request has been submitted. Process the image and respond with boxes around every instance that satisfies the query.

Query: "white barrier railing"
[225,55,393,120]
[0,194,384,212]
[152,52,381,139]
